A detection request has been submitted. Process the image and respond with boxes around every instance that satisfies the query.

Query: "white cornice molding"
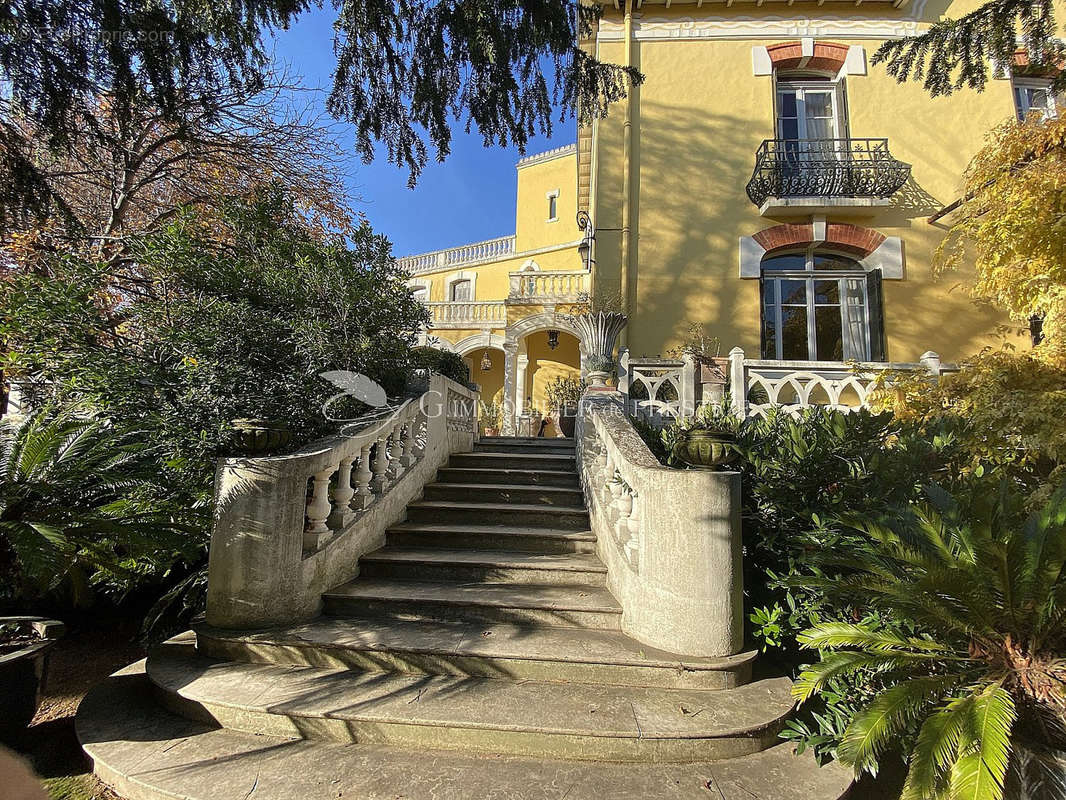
[516,144,577,170]
[599,15,923,41]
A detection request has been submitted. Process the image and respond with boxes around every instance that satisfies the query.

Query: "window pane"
[780,279,807,306]
[762,254,807,272]
[814,280,840,305]
[762,280,776,304]
[804,91,834,119]
[762,309,778,358]
[815,306,844,361]
[779,91,797,118]
[842,277,870,360]
[781,306,809,360]
[779,118,799,140]
[813,254,862,271]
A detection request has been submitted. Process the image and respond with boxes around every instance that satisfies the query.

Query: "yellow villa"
[400,0,1054,434]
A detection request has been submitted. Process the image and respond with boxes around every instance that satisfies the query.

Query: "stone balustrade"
[620,347,956,424]
[206,374,479,629]
[425,300,507,329]
[577,389,743,657]
[397,235,516,275]
[507,270,589,303]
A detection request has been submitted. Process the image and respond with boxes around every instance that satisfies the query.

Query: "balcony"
[746,139,911,217]
[507,270,590,304]
[424,301,507,329]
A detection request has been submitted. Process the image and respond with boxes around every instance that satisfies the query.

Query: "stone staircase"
[77,437,852,800]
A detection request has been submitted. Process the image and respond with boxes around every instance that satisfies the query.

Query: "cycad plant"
[0,406,199,605]
[793,483,1066,800]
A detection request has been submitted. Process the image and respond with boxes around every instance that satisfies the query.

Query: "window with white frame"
[546,190,559,222]
[410,286,428,303]
[449,278,472,302]
[1013,77,1058,121]
[760,250,884,362]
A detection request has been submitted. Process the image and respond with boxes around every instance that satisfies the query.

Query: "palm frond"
[903,694,976,800]
[798,622,952,655]
[949,685,1016,800]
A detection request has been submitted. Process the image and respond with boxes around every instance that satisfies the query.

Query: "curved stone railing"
[397,235,516,275]
[206,374,479,629]
[576,389,743,658]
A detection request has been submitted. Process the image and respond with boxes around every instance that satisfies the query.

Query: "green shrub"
[410,346,470,387]
[544,375,583,412]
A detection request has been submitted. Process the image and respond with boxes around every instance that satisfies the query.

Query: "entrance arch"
[502,313,585,436]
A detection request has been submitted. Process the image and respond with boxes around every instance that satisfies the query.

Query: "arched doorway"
[502,313,584,437]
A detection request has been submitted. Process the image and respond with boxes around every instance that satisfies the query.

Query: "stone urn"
[229,418,294,455]
[586,371,611,388]
[0,617,65,744]
[572,312,628,359]
[675,429,739,469]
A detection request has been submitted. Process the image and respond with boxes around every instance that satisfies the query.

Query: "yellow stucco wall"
[515,152,580,252]
[588,2,1055,362]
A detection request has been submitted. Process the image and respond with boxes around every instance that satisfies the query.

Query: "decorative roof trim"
[516,144,577,169]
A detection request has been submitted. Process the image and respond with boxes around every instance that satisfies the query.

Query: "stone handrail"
[206,374,479,629]
[425,300,507,328]
[507,269,589,302]
[398,235,516,275]
[576,389,743,658]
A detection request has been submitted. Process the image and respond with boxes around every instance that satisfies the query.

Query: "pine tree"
[873,0,1064,96]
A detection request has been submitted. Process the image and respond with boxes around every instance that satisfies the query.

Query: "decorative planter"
[675,429,738,469]
[483,426,500,437]
[0,616,65,744]
[572,312,628,361]
[697,356,730,384]
[230,418,293,455]
[587,370,612,388]
[557,410,576,438]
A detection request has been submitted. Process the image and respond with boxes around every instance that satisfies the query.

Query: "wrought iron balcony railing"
[745,138,911,207]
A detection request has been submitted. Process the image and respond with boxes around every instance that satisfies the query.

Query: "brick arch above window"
[740,222,903,279]
[752,221,885,257]
[767,40,851,73]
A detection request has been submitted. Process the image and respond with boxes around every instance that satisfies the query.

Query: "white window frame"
[546,189,560,222]
[761,247,871,362]
[1013,77,1058,121]
[775,79,848,141]
[445,270,477,302]
[407,278,431,303]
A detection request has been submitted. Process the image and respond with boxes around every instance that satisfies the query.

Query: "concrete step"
[422,482,585,507]
[436,466,580,488]
[386,522,598,553]
[196,617,756,690]
[359,547,607,586]
[323,578,622,629]
[79,662,854,800]
[449,451,577,472]
[475,437,575,455]
[406,500,590,530]
[146,638,794,762]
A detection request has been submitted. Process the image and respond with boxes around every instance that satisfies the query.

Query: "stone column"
[515,353,529,421]
[501,341,519,436]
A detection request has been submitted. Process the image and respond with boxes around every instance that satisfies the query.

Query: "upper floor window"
[546,190,559,222]
[776,79,847,142]
[449,279,472,302]
[410,286,428,303]
[1013,77,1057,121]
[760,250,883,362]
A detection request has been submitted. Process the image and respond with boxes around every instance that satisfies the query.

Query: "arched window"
[449,279,472,302]
[761,249,884,362]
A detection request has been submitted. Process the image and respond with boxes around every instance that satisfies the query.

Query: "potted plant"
[479,391,503,437]
[545,375,583,438]
[668,322,727,383]
[229,418,294,454]
[585,354,616,388]
[662,399,741,469]
[0,617,65,744]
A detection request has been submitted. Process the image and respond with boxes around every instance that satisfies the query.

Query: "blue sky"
[270,8,577,258]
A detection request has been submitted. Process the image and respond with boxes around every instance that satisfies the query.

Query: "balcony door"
[777,81,845,142]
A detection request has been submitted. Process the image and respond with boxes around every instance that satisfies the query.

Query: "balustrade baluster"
[371,436,390,494]
[352,443,373,510]
[328,458,356,529]
[388,425,405,479]
[304,467,335,550]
